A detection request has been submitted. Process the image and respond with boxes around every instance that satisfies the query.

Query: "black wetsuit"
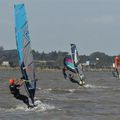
[9,84,30,107]
[63,67,67,79]
[69,75,80,85]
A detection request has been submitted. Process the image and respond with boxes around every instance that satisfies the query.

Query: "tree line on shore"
[0,48,116,69]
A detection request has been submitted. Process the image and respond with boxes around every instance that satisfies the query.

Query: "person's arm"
[16,79,24,86]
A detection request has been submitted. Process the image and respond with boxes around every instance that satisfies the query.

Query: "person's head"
[9,79,15,85]
[115,56,119,60]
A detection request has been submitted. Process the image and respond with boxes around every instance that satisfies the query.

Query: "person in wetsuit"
[114,56,120,78]
[68,74,81,85]
[63,66,85,86]
[62,66,67,79]
[69,73,85,86]
[9,78,32,108]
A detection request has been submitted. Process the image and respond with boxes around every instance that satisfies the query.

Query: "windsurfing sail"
[63,44,85,86]
[70,44,79,66]
[14,3,36,105]
[70,44,85,81]
[112,59,120,79]
[64,55,76,73]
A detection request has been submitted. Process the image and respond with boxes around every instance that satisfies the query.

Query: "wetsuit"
[68,74,82,86]
[63,67,67,79]
[114,56,120,77]
[9,84,30,107]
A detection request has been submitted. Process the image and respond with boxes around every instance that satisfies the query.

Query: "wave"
[83,84,109,89]
[43,88,76,93]
[25,100,55,112]
[1,100,55,112]
[41,84,109,93]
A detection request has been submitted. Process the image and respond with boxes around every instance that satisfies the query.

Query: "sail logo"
[23,23,30,42]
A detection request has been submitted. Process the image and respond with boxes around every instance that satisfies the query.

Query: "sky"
[0,0,120,55]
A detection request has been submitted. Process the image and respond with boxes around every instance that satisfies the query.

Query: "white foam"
[44,88,76,93]
[25,100,55,112]
[1,105,27,112]
[84,84,108,89]
[45,88,52,91]
[67,89,76,92]
[2,100,55,112]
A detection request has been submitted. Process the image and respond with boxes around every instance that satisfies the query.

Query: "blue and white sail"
[14,3,36,104]
[70,44,79,65]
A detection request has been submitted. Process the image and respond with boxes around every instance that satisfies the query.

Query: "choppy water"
[0,69,120,120]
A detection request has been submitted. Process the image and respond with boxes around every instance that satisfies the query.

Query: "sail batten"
[14,3,36,104]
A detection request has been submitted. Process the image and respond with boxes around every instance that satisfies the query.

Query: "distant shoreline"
[0,66,61,72]
[0,66,113,72]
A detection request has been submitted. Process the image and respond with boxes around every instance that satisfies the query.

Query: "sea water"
[0,69,120,120]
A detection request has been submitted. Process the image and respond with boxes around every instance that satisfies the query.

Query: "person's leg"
[15,94,30,107]
[115,68,119,78]
[69,78,80,85]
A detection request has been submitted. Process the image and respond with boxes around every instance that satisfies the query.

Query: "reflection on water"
[0,70,120,120]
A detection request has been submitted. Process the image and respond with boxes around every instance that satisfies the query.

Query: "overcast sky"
[0,0,120,55]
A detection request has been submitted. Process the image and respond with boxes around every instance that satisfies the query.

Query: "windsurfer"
[9,78,33,108]
[69,74,85,86]
[63,66,67,79]
[68,74,81,86]
[114,56,120,78]
[14,3,36,108]
[63,66,84,86]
